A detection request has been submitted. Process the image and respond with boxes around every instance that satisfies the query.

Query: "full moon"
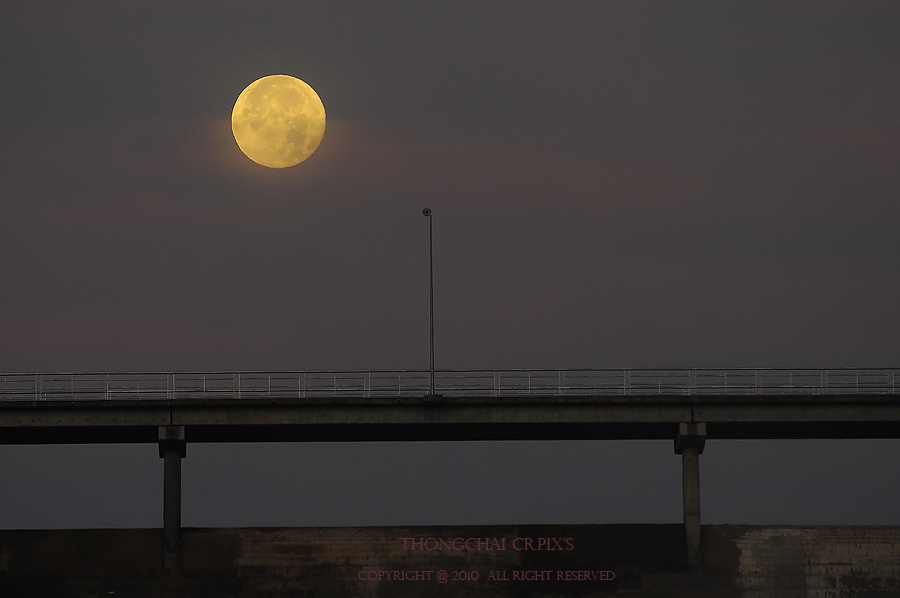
[231,74,326,169]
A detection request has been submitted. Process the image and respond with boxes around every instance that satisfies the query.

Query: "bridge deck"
[2,392,899,444]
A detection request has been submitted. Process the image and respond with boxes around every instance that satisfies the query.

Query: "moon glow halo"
[231,75,326,169]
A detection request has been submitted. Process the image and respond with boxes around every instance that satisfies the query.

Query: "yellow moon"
[231,74,326,168]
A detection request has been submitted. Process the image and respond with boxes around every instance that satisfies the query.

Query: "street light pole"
[422,208,434,396]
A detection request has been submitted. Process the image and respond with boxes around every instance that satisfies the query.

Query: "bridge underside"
[2,394,900,444]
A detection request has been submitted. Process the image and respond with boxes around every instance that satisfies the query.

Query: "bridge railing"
[0,368,897,401]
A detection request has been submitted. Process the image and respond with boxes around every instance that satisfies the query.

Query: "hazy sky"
[1,1,899,529]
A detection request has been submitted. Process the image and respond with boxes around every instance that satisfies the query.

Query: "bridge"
[2,367,899,567]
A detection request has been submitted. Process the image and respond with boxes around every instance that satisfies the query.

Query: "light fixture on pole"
[422,208,435,396]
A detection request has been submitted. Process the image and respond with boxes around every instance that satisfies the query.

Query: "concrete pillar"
[675,422,706,568]
[158,426,186,568]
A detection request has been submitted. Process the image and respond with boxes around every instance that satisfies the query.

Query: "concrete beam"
[2,394,900,445]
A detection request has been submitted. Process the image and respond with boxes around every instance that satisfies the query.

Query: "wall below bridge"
[1,524,899,597]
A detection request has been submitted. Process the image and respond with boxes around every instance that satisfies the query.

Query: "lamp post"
[422,208,435,396]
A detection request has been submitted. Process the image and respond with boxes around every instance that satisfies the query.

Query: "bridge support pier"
[675,422,706,568]
[158,426,185,568]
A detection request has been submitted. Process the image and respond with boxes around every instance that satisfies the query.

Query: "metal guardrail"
[0,368,898,401]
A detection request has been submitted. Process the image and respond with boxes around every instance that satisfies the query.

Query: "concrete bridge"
[2,367,899,569]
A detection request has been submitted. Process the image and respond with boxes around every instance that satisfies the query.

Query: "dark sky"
[1,1,899,529]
